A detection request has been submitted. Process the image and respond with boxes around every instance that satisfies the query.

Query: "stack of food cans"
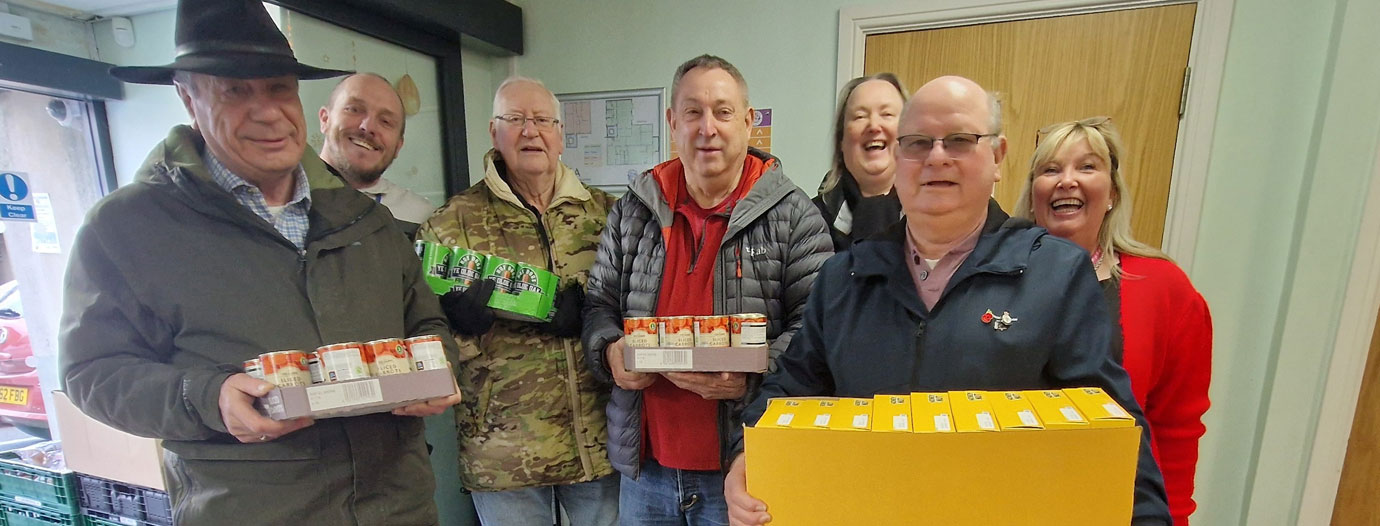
[623,313,768,348]
[416,240,560,322]
[244,335,449,387]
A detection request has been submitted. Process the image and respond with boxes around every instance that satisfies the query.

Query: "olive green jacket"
[59,125,455,526]
[418,150,615,491]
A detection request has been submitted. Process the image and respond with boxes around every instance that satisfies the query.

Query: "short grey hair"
[492,76,561,119]
[987,91,1004,135]
[670,54,749,108]
[172,70,198,94]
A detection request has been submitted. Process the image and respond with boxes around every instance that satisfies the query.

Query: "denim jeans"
[470,474,620,526]
[618,458,728,526]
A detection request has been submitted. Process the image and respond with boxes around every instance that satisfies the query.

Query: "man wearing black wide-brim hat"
[57,1,460,524]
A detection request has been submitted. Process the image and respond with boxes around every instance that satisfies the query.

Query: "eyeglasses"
[493,114,561,129]
[896,133,998,160]
[1035,116,1111,147]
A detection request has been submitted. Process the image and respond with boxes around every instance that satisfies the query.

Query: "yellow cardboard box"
[810,398,839,428]
[871,394,912,432]
[909,392,954,433]
[755,398,808,429]
[949,390,1000,432]
[826,398,873,431]
[1062,387,1136,428]
[1025,389,1089,429]
[989,391,1044,431]
[744,415,1141,524]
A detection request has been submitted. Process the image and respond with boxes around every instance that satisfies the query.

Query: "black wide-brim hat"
[110,0,350,85]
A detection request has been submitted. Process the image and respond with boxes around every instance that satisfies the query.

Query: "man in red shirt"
[582,55,833,524]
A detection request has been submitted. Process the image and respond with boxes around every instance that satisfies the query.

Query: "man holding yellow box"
[725,76,1170,526]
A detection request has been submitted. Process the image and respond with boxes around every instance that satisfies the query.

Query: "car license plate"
[0,386,28,406]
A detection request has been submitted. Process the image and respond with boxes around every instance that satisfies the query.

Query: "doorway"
[0,86,108,444]
[862,3,1197,247]
[1331,308,1380,525]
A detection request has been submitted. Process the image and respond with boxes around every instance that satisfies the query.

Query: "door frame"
[835,0,1233,269]
[1297,131,1380,524]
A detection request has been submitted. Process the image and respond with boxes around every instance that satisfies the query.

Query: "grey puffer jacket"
[583,148,833,478]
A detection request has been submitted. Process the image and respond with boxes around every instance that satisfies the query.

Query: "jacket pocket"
[162,425,322,461]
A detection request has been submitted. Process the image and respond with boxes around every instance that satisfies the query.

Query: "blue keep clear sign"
[0,171,35,221]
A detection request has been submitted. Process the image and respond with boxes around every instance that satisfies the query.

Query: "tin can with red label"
[243,359,264,381]
[623,317,661,348]
[405,335,448,371]
[316,342,371,382]
[730,313,769,347]
[694,315,730,347]
[259,350,311,387]
[363,338,413,376]
[660,316,696,348]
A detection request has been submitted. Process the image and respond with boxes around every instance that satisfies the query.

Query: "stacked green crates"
[0,455,81,526]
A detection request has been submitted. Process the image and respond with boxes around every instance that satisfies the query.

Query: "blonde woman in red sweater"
[1016,117,1212,526]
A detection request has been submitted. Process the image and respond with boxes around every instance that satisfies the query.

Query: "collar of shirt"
[905,222,983,311]
[205,150,313,249]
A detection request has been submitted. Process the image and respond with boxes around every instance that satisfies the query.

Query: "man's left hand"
[392,365,462,417]
[662,371,747,400]
[536,284,585,337]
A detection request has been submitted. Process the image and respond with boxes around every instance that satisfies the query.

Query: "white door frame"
[1296,134,1380,524]
[836,0,1234,270]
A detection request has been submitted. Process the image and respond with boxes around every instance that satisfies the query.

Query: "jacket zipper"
[521,197,592,476]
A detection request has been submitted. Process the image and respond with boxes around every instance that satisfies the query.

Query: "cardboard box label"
[633,348,694,370]
[306,379,384,412]
[624,346,769,372]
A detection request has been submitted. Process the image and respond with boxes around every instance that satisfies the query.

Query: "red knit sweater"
[1117,254,1213,526]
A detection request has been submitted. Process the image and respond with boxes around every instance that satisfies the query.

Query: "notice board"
[557,88,665,192]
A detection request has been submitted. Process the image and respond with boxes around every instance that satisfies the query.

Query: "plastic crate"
[0,503,81,526]
[73,475,168,526]
[0,455,78,515]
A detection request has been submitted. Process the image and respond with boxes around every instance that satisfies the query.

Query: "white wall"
[0,3,94,59]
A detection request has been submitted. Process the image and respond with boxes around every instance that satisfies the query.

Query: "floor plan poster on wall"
[558,88,664,189]
[669,108,773,158]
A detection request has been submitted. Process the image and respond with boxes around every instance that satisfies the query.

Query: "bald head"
[892,75,1008,225]
[901,75,1002,137]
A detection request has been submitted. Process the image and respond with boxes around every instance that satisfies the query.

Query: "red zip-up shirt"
[643,156,764,471]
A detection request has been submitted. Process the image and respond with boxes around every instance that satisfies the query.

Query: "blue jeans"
[618,458,728,526]
[471,474,620,526]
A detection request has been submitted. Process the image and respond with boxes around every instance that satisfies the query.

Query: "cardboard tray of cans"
[621,314,770,372]
[257,367,455,420]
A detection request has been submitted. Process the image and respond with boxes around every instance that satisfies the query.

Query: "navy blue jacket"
[737,201,1171,525]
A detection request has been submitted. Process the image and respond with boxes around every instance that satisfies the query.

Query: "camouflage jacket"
[418,150,616,491]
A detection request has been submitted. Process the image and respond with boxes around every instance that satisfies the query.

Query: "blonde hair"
[1014,117,1169,278]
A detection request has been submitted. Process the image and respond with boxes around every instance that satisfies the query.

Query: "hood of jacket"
[481,148,594,211]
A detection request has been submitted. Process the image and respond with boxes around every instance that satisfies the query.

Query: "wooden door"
[1332,309,1380,525]
[864,4,1197,248]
